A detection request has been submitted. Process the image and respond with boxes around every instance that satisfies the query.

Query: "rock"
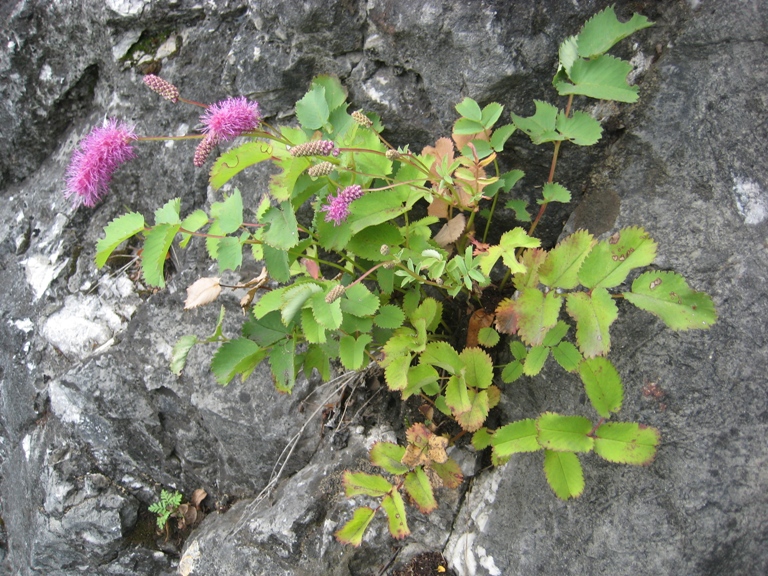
[0,0,766,574]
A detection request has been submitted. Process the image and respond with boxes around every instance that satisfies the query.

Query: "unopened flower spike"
[325,284,346,303]
[352,110,373,128]
[307,162,335,177]
[320,185,364,226]
[288,140,340,157]
[200,96,262,142]
[143,74,180,103]
[194,135,218,168]
[65,118,137,207]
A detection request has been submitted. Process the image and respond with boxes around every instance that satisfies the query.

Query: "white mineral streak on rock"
[22,213,69,300]
[445,468,504,576]
[733,176,767,224]
[41,295,126,359]
[49,380,83,424]
[178,539,201,576]
[10,318,34,333]
[22,434,31,461]
[105,0,147,17]
[477,546,502,576]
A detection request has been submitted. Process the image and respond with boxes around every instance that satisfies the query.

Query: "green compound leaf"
[261,202,299,250]
[472,427,493,450]
[511,100,561,144]
[384,353,412,391]
[460,347,494,389]
[348,223,403,261]
[544,450,585,500]
[341,283,380,317]
[381,491,410,540]
[369,442,409,475]
[624,271,717,330]
[403,363,440,400]
[565,288,618,358]
[501,359,524,383]
[210,142,273,190]
[495,288,562,346]
[335,507,376,547]
[542,321,569,347]
[578,226,657,289]
[555,54,640,103]
[477,327,500,348]
[95,212,145,268]
[455,389,490,432]
[539,182,572,204]
[490,124,516,152]
[179,209,209,248]
[445,374,471,416]
[455,97,483,122]
[210,188,244,234]
[404,467,437,513]
[244,310,292,346]
[453,117,485,135]
[594,422,660,465]
[141,223,179,288]
[343,471,393,498]
[523,345,549,376]
[556,110,603,146]
[312,74,347,112]
[420,341,463,374]
[537,412,594,453]
[309,290,343,330]
[269,337,298,393]
[303,343,331,381]
[296,83,330,130]
[211,338,266,385]
[513,248,547,289]
[374,305,405,329]
[154,198,181,225]
[281,282,322,325]
[216,235,244,273]
[340,333,372,371]
[478,227,541,276]
[552,341,582,372]
[491,419,541,458]
[579,356,623,417]
[481,102,504,129]
[540,230,596,289]
[262,245,290,283]
[300,308,325,344]
[576,6,654,59]
[170,335,198,376]
[558,35,579,76]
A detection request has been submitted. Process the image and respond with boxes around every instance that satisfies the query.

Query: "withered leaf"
[434,214,466,248]
[184,277,222,310]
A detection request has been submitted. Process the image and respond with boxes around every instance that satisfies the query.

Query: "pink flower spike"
[200,96,262,142]
[321,185,364,226]
[65,119,137,207]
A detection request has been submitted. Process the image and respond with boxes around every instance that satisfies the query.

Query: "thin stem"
[179,96,208,108]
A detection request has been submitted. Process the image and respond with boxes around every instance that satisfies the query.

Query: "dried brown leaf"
[190,488,207,508]
[434,214,466,248]
[184,277,222,309]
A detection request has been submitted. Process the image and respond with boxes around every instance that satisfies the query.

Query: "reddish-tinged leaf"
[429,458,464,489]
[381,492,410,539]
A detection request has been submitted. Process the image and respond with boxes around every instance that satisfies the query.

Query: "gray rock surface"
[0,0,766,575]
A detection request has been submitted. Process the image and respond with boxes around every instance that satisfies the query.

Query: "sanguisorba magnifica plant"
[72,8,715,545]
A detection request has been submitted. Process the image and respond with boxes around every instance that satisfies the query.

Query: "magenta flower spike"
[321,185,364,226]
[200,96,262,143]
[65,119,137,207]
